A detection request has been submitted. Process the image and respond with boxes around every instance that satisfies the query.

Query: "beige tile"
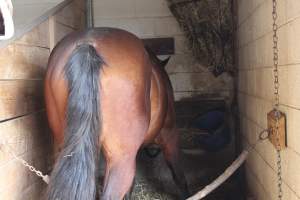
[244,118,258,145]
[169,72,231,93]
[278,25,289,65]
[134,0,172,17]
[279,106,300,155]
[256,98,272,128]
[165,53,206,73]
[238,18,254,47]
[244,95,258,123]
[277,0,287,26]
[279,65,300,108]
[255,67,274,102]
[287,18,300,64]
[254,2,272,39]
[245,129,300,199]
[245,167,272,200]
[154,17,182,36]
[286,0,300,22]
[281,148,300,197]
[136,18,156,37]
[94,18,120,28]
[93,0,135,19]
[100,18,155,37]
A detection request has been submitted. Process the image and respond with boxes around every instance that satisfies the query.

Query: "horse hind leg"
[159,128,190,199]
[101,149,138,200]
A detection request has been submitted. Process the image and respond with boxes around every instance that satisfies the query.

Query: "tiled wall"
[94,0,234,101]
[0,1,85,199]
[236,0,300,199]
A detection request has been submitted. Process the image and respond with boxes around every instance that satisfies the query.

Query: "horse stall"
[0,0,299,200]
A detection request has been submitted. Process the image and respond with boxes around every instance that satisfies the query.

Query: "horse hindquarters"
[46,44,104,200]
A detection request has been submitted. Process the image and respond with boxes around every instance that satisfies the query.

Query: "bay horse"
[44,27,189,200]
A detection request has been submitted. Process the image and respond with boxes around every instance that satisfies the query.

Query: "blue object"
[190,109,231,152]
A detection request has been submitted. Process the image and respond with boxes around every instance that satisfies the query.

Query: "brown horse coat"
[45,27,189,200]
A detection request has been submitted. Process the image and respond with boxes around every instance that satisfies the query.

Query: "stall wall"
[0,0,85,199]
[237,0,300,199]
[94,0,233,101]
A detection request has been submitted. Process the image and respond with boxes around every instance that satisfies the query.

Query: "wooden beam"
[142,37,175,55]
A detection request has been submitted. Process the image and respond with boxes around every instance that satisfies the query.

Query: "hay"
[131,178,175,200]
[166,0,234,75]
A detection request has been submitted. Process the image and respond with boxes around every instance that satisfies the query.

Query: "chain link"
[0,142,49,184]
[272,0,283,199]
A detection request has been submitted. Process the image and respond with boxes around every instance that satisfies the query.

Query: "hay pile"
[131,178,175,200]
[166,0,234,76]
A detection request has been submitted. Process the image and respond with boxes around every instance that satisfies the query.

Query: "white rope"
[0,0,14,40]
[186,150,249,200]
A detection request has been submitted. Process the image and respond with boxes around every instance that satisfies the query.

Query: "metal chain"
[0,142,49,184]
[272,0,283,199]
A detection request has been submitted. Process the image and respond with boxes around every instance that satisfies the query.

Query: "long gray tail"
[46,44,104,200]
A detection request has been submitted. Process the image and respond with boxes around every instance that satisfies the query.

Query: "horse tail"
[46,44,105,200]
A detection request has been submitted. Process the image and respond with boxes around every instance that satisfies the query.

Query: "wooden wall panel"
[0,44,49,79]
[0,81,44,121]
[14,20,50,48]
[0,112,52,193]
[74,0,86,12]
[49,2,86,49]
[54,21,75,44]
[0,0,86,199]
[55,1,85,30]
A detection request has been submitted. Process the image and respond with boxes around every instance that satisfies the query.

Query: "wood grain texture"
[0,112,52,195]
[0,44,49,80]
[53,21,75,44]
[74,0,86,12]
[0,80,44,121]
[0,1,86,199]
[55,1,85,30]
[14,20,50,48]
[267,110,287,150]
